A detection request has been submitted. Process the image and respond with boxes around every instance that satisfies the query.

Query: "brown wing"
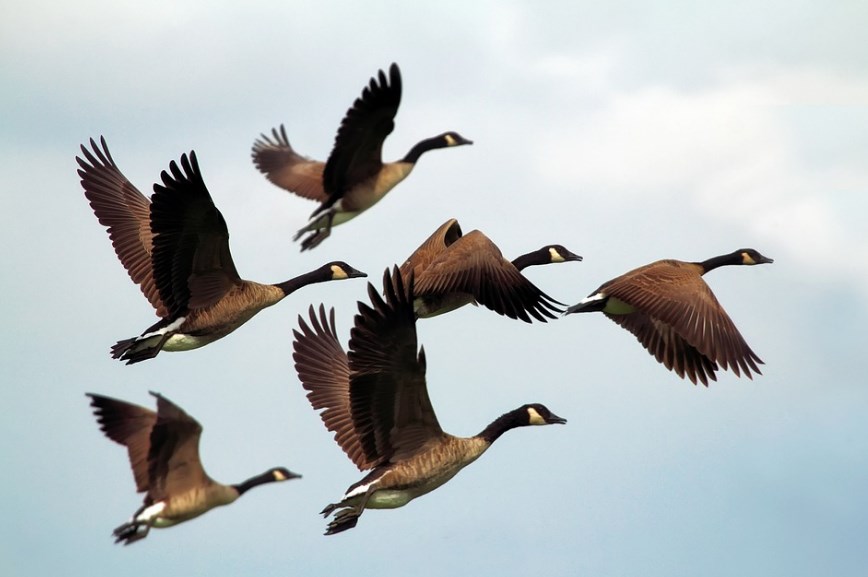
[399,218,463,279]
[603,260,763,382]
[322,64,402,201]
[293,305,373,470]
[87,393,157,493]
[76,138,168,317]
[348,268,443,466]
[413,230,562,322]
[149,152,241,317]
[606,312,721,386]
[251,124,328,202]
[147,392,210,500]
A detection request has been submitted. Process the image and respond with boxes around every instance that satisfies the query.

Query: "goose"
[86,392,300,545]
[400,218,581,322]
[565,248,774,385]
[76,137,367,364]
[251,63,473,251]
[292,268,566,535]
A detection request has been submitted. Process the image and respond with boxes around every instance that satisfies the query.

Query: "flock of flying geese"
[76,63,774,543]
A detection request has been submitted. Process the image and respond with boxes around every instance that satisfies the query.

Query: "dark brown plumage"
[87,392,300,545]
[400,218,581,322]
[76,137,366,363]
[251,63,472,251]
[565,248,774,385]
[292,268,566,535]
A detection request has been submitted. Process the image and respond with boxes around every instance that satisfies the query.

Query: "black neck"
[478,409,527,444]
[276,268,328,296]
[402,136,446,164]
[698,251,741,274]
[511,249,547,271]
[232,470,279,496]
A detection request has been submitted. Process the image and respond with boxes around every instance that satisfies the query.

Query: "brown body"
[87,392,299,544]
[292,269,566,534]
[76,137,365,363]
[566,249,774,385]
[252,64,472,251]
[400,218,581,322]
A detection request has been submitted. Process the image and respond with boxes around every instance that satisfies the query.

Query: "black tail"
[112,520,150,545]
[564,297,607,315]
[110,333,169,364]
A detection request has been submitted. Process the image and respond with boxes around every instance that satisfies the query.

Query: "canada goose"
[86,392,300,545]
[400,218,581,322]
[565,248,774,385]
[292,268,566,535]
[76,137,367,364]
[251,63,473,251]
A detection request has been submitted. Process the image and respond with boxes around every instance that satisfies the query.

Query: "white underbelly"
[350,469,464,510]
[365,489,416,510]
[162,333,218,351]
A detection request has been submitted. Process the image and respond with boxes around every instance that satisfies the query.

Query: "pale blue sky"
[2,1,867,576]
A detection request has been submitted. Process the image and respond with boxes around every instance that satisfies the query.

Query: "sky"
[2,1,867,575]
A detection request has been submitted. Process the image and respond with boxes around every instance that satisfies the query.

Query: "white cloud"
[535,59,868,295]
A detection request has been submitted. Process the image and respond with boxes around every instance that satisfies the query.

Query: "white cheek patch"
[527,407,546,426]
[444,134,457,146]
[549,247,565,263]
[330,265,348,280]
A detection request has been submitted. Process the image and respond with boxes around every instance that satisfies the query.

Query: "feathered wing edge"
[293,304,374,470]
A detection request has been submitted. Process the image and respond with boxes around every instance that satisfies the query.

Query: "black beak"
[548,413,567,425]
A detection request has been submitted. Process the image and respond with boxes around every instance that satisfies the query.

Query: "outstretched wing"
[348,268,443,466]
[149,152,241,317]
[322,63,402,202]
[251,124,328,202]
[293,305,373,470]
[87,393,157,493]
[146,392,210,500]
[413,230,562,322]
[76,137,167,317]
[399,218,463,279]
[603,261,763,383]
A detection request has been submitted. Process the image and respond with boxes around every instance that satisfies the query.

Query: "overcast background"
[2,1,867,576]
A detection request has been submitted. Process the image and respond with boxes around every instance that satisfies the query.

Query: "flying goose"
[565,248,774,385]
[400,218,581,322]
[292,268,566,535]
[76,137,367,364]
[251,63,473,251]
[86,392,300,545]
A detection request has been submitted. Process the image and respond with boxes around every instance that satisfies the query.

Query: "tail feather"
[110,333,170,364]
[112,520,150,545]
[564,296,607,315]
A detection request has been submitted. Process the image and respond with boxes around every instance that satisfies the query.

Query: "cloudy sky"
[2,1,867,575]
